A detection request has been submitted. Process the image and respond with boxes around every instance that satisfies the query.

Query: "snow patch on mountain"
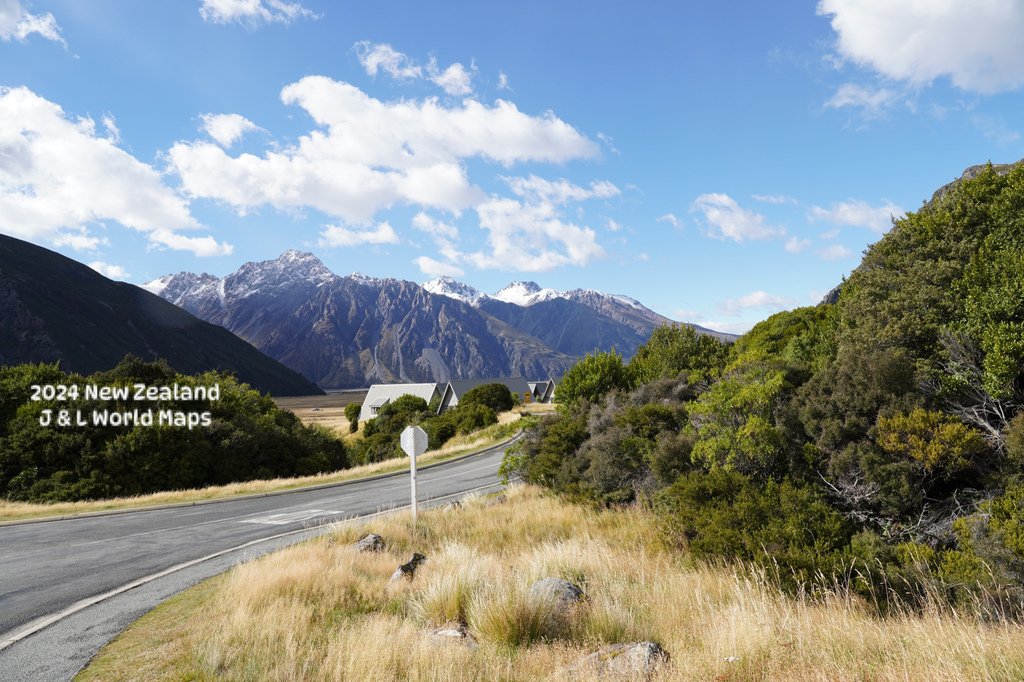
[140,274,173,296]
[493,281,560,306]
[423,276,488,304]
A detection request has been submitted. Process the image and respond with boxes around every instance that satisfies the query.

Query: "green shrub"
[657,469,854,591]
[460,383,516,413]
[556,350,630,406]
[344,402,361,433]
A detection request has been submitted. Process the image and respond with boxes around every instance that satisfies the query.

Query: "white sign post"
[400,425,429,523]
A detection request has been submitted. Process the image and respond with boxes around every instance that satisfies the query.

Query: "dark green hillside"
[504,162,1024,614]
[0,358,345,502]
[0,234,320,396]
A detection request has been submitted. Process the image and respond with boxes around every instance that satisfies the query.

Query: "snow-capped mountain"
[422,276,488,305]
[150,251,734,388]
[492,281,561,306]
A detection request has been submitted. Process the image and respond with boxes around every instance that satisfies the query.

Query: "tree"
[460,383,516,413]
[556,349,630,406]
[344,402,361,433]
[628,324,728,387]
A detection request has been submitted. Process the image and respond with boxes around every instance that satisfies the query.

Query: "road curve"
[0,439,511,681]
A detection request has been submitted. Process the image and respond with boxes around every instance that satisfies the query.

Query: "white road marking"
[240,509,343,525]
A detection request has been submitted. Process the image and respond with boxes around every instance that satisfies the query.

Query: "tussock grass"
[1,414,526,523]
[80,485,1024,681]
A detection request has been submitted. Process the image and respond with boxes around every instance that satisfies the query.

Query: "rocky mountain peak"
[422,276,486,304]
[494,281,559,305]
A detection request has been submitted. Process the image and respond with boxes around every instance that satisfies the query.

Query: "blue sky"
[2,1,1023,334]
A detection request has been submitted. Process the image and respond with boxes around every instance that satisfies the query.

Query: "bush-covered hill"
[503,162,1024,614]
[0,357,346,502]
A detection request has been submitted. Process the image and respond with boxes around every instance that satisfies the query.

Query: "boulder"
[529,577,585,610]
[564,641,669,680]
[429,624,479,649]
[389,552,427,582]
[352,533,385,552]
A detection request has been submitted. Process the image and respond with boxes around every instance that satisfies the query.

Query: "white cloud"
[825,83,903,117]
[411,211,459,239]
[818,244,853,260]
[88,261,130,280]
[971,113,1020,144]
[503,175,619,205]
[355,42,475,96]
[100,114,120,144]
[414,255,463,277]
[607,218,621,232]
[596,132,620,155]
[354,42,423,80]
[428,59,474,96]
[0,0,65,45]
[785,236,811,253]
[818,0,1024,94]
[0,87,231,257]
[719,290,797,316]
[694,319,756,336]
[752,194,797,205]
[200,113,261,147]
[656,213,681,229]
[808,199,904,233]
[466,198,604,272]
[168,76,597,224]
[53,230,107,251]
[199,0,315,26]
[690,193,784,242]
[497,71,510,90]
[318,222,399,248]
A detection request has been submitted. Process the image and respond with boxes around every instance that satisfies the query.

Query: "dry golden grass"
[0,414,525,523]
[273,391,367,434]
[80,485,1024,681]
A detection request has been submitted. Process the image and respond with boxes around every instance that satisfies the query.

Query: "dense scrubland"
[505,163,1024,615]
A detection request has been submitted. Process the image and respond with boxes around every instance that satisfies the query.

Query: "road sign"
[401,425,428,523]
[401,425,428,458]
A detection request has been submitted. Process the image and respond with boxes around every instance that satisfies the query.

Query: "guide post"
[400,425,429,523]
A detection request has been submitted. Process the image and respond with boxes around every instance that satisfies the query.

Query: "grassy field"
[79,485,1024,681]
[0,413,526,524]
[272,390,368,434]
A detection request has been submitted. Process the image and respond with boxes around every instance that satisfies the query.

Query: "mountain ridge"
[149,252,734,388]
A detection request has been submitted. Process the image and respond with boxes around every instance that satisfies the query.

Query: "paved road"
[0,439,511,681]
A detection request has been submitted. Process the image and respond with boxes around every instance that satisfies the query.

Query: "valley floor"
[78,485,1024,681]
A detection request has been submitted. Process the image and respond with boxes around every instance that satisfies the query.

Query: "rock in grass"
[389,552,427,582]
[353,533,385,552]
[484,494,507,507]
[529,577,585,610]
[429,624,479,649]
[564,641,669,680]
